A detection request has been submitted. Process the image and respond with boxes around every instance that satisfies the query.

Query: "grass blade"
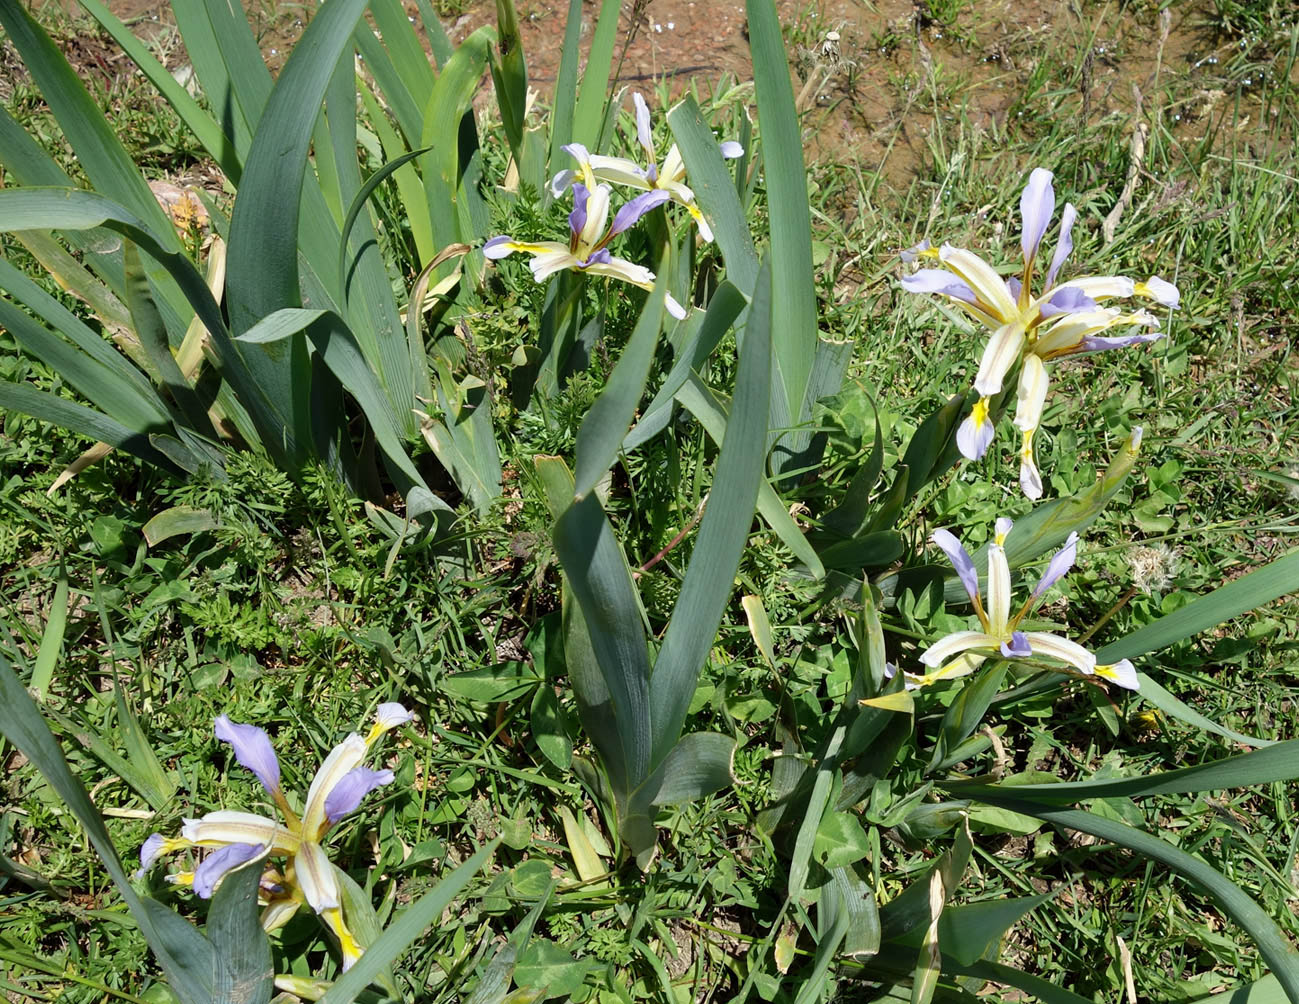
[952,793,1299,1001]
[0,654,217,1004]
[318,840,499,1004]
[29,573,68,699]
[1096,549,1299,665]
[548,0,583,169]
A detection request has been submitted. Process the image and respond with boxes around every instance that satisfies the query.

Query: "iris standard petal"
[665,293,688,320]
[938,245,1019,319]
[294,840,341,913]
[1032,532,1078,600]
[302,734,368,836]
[1022,632,1097,674]
[1137,276,1179,308]
[1039,285,1097,318]
[192,842,265,899]
[719,140,744,158]
[986,540,1012,633]
[1045,201,1077,288]
[214,715,281,795]
[956,401,995,460]
[919,630,1000,667]
[973,320,1026,397]
[568,182,590,241]
[1095,659,1140,690]
[633,91,654,160]
[611,189,672,235]
[182,810,298,853]
[1020,167,1055,265]
[1001,631,1032,658]
[900,268,977,304]
[323,767,395,825]
[1005,276,1022,302]
[932,528,980,605]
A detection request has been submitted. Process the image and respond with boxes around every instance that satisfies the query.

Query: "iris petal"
[324,767,395,825]
[932,528,980,606]
[1020,168,1055,265]
[214,715,281,795]
[192,842,265,899]
[1032,532,1078,600]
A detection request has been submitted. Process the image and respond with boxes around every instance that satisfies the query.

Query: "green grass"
[1,0,1297,1001]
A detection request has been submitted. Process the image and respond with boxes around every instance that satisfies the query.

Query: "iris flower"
[901,518,1138,691]
[549,92,743,242]
[900,168,1179,498]
[138,703,414,971]
[485,180,687,319]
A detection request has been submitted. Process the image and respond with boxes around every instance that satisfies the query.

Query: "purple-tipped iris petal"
[577,248,613,268]
[611,189,672,235]
[633,92,654,154]
[1005,276,1022,302]
[324,767,395,824]
[1020,168,1055,265]
[568,183,591,240]
[932,528,980,605]
[374,703,414,729]
[192,842,263,899]
[1144,276,1180,308]
[483,236,514,260]
[900,269,978,305]
[719,140,744,159]
[549,169,576,198]
[561,142,590,163]
[137,834,167,877]
[1032,532,1078,600]
[214,715,280,794]
[995,516,1014,539]
[900,240,930,263]
[1001,631,1032,658]
[956,412,994,460]
[1046,202,1077,287]
[882,662,897,680]
[1039,285,1096,318]
[1078,331,1164,353]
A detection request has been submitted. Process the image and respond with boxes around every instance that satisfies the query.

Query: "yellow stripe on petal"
[910,652,987,688]
[939,245,1018,320]
[182,811,299,854]
[302,735,368,836]
[919,631,999,667]
[1022,632,1097,674]
[321,906,366,971]
[293,841,341,913]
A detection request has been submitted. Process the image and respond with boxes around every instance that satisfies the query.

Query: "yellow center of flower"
[971,396,990,428]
